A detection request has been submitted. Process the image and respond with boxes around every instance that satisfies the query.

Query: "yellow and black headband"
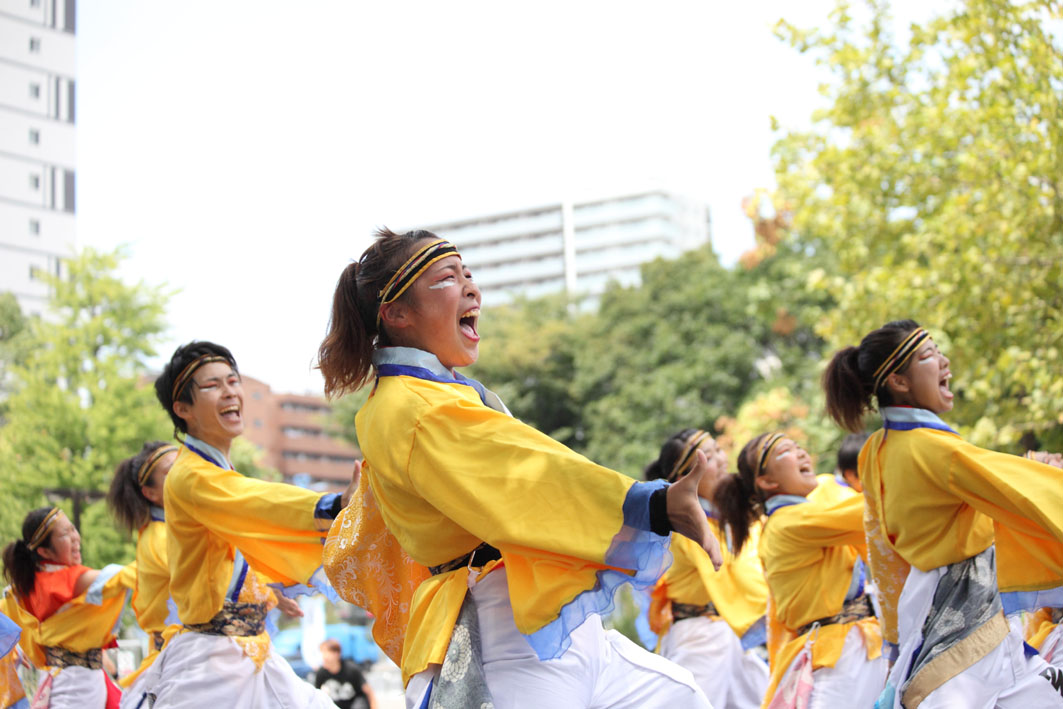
[170,354,231,404]
[376,239,460,327]
[872,328,929,394]
[668,430,711,482]
[137,445,179,486]
[27,507,61,550]
[755,433,786,478]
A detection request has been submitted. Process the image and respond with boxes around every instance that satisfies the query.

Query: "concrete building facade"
[420,191,711,305]
[0,0,77,318]
[241,375,360,494]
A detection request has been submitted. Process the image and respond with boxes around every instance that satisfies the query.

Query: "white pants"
[1041,625,1063,668]
[659,616,767,708]
[40,666,108,708]
[918,630,1063,708]
[798,626,886,709]
[125,632,337,709]
[406,568,711,709]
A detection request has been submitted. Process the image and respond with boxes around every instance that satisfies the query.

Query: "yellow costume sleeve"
[131,520,170,634]
[165,447,329,624]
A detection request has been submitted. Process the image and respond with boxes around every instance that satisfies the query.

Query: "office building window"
[28,266,38,281]
[31,0,41,7]
[29,219,40,235]
[29,83,40,99]
[29,174,40,190]
[29,37,41,53]
[29,129,39,145]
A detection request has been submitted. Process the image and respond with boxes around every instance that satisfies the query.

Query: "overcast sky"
[75,1,943,394]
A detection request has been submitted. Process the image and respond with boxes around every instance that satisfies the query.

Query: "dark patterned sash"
[184,601,267,637]
[797,594,874,637]
[44,646,102,670]
[429,543,502,576]
[673,601,720,622]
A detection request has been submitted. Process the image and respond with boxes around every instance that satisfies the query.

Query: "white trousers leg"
[144,632,338,709]
[659,616,767,708]
[44,666,108,708]
[1041,625,1063,668]
[919,630,1063,709]
[805,626,887,709]
[405,568,711,709]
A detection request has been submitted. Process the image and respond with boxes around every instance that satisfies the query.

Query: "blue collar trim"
[881,407,958,435]
[373,347,491,407]
[184,434,232,470]
[764,494,809,516]
[150,506,165,522]
[699,497,718,520]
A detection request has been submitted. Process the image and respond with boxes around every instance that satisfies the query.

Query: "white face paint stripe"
[427,281,457,290]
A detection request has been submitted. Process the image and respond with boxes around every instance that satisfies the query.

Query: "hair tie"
[137,445,179,486]
[376,240,460,327]
[27,508,61,550]
[871,328,929,395]
[668,430,711,482]
[170,355,230,403]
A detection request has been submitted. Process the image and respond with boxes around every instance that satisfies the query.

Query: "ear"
[36,545,57,562]
[754,476,779,494]
[172,400,195,426]
[142,483,163,506]
[885,371,911,396]
[379,301,413,331]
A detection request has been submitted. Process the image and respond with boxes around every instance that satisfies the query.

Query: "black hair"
[107,440,172,534]
[643,428,703,481]
[317,228,444,398]
[154,341,238,436]
[713,433,773,555]
[2,507,57,598]
[837,431,870,473]
[822,319,922,432]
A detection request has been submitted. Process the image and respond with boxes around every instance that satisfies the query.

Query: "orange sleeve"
[26,565,91,621]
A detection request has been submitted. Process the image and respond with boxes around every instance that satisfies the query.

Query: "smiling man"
[137,341,346,708]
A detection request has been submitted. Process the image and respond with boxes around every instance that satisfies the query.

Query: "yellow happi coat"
[1,563,135,670]
[118,515,172,687]
[650,516,767,641]
[860,408,1063,648]
[759,494,881,708]
[164,445,330,626]
[323,349,672,685]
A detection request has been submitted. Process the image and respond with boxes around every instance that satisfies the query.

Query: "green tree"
[0,248,173,566]
[773,0,1063,449]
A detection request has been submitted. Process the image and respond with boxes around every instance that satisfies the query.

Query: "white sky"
[75,1,942,394]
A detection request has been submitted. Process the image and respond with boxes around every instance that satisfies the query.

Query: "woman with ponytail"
[1,508,132,708]
[105,441,176,704]
[319,228,719,708]
[715,432,886,708]
[646,428,770,708]
[824,320,1063,708]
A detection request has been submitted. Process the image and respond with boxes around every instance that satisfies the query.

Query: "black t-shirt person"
[314,659,370,709]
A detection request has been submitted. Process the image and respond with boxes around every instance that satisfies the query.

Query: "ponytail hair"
[713,432,773,555]
[2,507,56,598]
[317,228,442,398]
[643,428,703,482]
[823,319,921,432]
[107,440,172,534]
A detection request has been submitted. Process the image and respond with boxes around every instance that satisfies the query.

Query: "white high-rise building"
[0,0,76,318]
[421,191,711,306]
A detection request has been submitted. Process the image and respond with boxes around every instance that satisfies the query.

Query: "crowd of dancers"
[2,227,1063,708]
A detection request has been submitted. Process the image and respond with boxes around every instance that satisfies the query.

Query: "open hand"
[666,449,723,569]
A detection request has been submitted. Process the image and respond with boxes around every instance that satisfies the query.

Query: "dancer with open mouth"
[713,432,887,708]
[2,507,133,708]
[137,341,351,708]
[824,319,1063,708]
[318,228,719,708]
[645,428,770,708]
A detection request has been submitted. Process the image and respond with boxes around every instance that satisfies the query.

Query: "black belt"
[797,594,874,637]
[429,543,502,576]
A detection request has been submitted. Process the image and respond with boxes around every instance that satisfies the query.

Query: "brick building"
[241,375,359,493]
